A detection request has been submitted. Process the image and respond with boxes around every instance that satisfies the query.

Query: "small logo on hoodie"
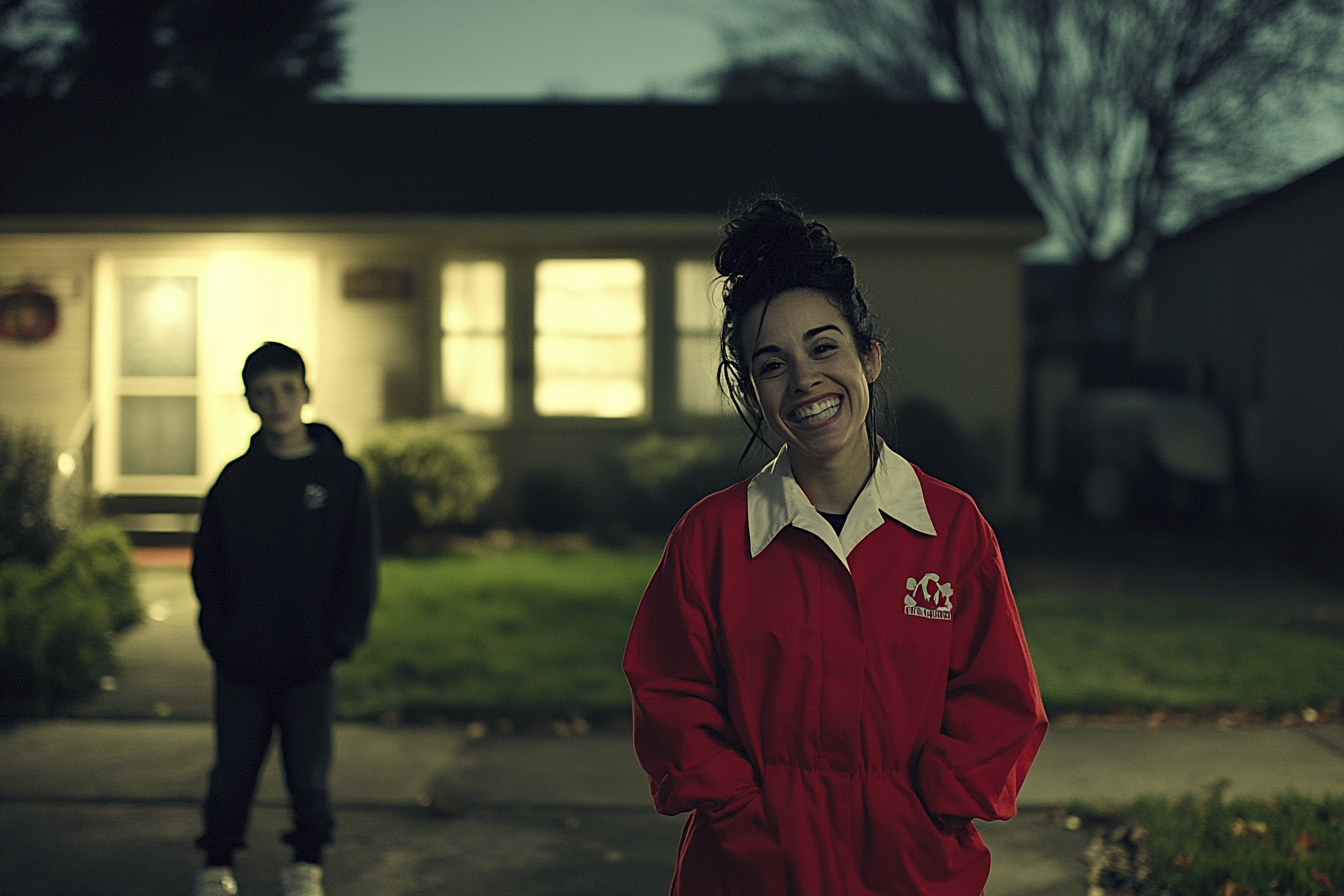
[304,484,328,510]
[904,573,953,620]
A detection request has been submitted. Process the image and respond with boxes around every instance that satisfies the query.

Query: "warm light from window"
[534,259,646,418]
[676,261,730,415]
[441,261,507,418]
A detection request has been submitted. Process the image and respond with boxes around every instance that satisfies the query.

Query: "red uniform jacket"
[623,448,1047,895]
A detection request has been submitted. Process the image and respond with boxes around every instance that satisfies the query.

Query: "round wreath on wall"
[0,284,59,341]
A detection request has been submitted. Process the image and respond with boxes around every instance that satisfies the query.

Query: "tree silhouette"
[698,52,925,102]
[719,0,1344,285]
[1,0,348,99]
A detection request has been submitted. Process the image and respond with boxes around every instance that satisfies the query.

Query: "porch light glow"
[152,283,187,320]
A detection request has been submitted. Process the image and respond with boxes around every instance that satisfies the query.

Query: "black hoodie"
[192,422,377,685]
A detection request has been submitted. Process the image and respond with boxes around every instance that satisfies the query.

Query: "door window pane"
[119,396,197,475]
[441,261,506,417]
[534,259,645,417]
[121,276,197,377]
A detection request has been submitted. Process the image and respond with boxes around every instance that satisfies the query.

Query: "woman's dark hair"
[715,197,886,470]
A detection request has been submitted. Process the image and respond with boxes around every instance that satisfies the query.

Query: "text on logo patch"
[904,573,953,620]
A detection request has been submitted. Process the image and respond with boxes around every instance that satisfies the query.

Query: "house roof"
[0,100,1038,221]
[1160,152,1344,247]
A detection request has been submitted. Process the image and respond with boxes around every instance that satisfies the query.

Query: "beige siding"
[0,254,95,452]
[314,252,433,452]
[854,245,1025,511]
[0,218,1036,522]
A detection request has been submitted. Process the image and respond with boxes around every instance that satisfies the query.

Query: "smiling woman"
[623,198,1048,896]
[743,287,881,512]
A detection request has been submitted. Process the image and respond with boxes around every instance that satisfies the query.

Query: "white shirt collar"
[747,444,937,570]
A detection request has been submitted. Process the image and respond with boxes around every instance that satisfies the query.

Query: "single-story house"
[0,99,1042,534]
[1142,153,1344,525]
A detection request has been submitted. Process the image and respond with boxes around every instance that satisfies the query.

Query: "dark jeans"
[196,672,335,858]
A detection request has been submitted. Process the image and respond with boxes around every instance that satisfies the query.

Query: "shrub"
[890,397,999,499]
[0,418,60,564]
[620,433,741,533]
[47,522,141,632]
[358,422,500,552]
[517,469,588,534]
[0,521,139,715]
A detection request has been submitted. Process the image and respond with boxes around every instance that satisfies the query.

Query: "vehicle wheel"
[1081,460,1131,525]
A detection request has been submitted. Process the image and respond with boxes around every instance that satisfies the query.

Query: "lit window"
[534,259,646,418]
[676,261,730,415]
[441,261,507,418]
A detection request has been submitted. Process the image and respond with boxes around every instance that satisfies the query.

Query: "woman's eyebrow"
[751,324,843,360]
[751,342,780,360]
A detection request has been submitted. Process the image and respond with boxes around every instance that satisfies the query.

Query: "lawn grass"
[337,546,663,722]
[338,545,1344,723]
[1075,786,1344,895]
[1015,586,1344,715]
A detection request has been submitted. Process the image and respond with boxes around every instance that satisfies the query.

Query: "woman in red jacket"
[623,198,1047,895]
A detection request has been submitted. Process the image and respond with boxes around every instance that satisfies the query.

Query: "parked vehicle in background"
[1053,387,1233,525]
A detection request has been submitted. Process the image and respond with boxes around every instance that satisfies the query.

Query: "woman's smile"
[745,288,881,476]
[788,394,842,426]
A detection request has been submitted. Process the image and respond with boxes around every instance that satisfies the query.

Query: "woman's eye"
[756,359,784,376]
[813,342,837,356]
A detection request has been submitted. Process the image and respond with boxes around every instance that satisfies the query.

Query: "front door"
[93,249,318,498]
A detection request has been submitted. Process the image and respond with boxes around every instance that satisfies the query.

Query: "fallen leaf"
[1293,830,1318,858]
[1173,854,1193,868]
[1308,868,1332,889]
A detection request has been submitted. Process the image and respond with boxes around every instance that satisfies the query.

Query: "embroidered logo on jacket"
[304,484,328,510]
[904,573,953,620]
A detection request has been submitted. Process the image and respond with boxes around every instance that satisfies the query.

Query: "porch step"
[101,496,201,547]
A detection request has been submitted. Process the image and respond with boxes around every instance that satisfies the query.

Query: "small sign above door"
[343,267,412,300]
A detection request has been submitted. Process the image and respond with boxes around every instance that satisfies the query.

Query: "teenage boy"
[191,342,377,896]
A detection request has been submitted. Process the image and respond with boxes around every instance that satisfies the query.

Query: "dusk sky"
[334,0,740,101]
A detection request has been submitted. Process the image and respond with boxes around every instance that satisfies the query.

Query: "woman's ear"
[864,342,883,383]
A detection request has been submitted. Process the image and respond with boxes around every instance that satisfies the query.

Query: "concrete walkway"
[2,552,1343,896]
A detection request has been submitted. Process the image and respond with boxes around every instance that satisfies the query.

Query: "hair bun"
[715,197,838,280]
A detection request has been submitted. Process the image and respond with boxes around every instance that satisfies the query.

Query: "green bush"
[0,521,139,715]
[619,433,741,533]
[0,418,60,564]
[358,422,500,552]
[47,522,141,632]
[517,469,588,534]
[890,397,999,499]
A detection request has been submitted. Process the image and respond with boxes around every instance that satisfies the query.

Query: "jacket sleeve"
[914,516,1047,826]
[191,485,226,659]
[324,469,378,661]
[623,526,760,819]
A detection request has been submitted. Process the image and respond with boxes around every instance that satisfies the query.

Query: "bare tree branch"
[722,0,1344,275]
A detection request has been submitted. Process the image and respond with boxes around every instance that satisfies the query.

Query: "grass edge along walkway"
[336,546,1344,725]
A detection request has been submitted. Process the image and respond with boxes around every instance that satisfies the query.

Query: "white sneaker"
[193,866,238,896]
[281,862,324,896]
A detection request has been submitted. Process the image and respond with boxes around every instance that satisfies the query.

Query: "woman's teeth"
[791,396,840,425]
